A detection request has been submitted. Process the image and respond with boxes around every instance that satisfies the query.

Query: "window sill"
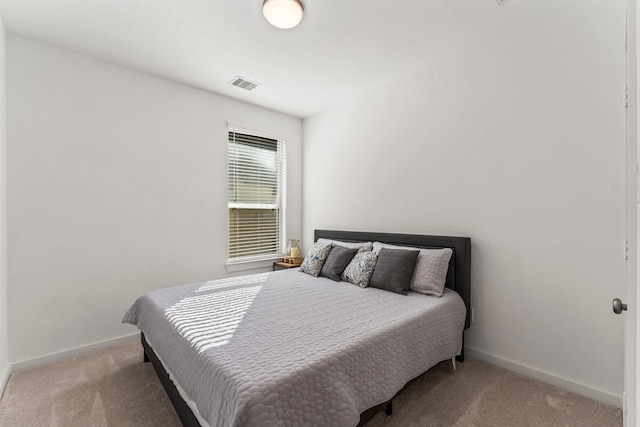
[225,257,281,273]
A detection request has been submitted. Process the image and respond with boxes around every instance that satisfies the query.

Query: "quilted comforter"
[123,269,466,427]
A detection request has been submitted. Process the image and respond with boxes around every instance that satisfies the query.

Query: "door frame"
[627,0,637,425]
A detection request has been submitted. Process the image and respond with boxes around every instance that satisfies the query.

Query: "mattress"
[123,269,466,427]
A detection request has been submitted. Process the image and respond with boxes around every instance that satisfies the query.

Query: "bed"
[123,230,472,427]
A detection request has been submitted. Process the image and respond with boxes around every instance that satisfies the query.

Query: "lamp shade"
[263,0,304,29]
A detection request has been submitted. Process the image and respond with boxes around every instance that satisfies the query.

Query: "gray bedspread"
[123,269,466,427]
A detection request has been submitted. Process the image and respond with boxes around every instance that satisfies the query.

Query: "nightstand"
[273,261,301,271]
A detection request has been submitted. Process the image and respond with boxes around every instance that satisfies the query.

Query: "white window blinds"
[228,130,286,261]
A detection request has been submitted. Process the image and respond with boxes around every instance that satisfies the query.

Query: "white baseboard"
[465,347,622,408]
[0,364,9,399]
[10,333,139,374]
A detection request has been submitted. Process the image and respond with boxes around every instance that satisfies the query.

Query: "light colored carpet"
[0,341,622,427]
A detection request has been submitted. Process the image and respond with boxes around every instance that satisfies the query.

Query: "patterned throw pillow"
[341,250,378,288]
[299,242,332,277]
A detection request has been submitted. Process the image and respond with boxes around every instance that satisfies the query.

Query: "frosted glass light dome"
[263,0,304,30]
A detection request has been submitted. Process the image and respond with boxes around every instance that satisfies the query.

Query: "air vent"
[229,76,260,91]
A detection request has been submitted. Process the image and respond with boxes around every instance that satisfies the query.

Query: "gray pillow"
[342,250,378,288]
[369,248,419,295]
[317,238,373,251]
[372,242,453,297]
[299,242,332,277]
[320,246,358,281]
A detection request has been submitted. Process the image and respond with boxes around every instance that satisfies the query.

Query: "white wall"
[0,16,8,390]
[303,2,626,403]
[6,35,302,363]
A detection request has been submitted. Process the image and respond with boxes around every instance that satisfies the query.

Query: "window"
[227,128,286,262]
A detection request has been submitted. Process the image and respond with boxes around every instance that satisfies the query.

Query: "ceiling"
[0,0,556,118]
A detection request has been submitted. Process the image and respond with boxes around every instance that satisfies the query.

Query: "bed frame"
[142,229,472,427]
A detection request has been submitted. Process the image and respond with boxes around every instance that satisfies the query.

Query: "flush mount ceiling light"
[263,0,304,30]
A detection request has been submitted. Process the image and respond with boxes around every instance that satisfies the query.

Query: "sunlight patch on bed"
[195,273,269,292]
[165,285,261,352]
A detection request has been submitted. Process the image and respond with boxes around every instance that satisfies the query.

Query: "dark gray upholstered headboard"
[314,230,472,330]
